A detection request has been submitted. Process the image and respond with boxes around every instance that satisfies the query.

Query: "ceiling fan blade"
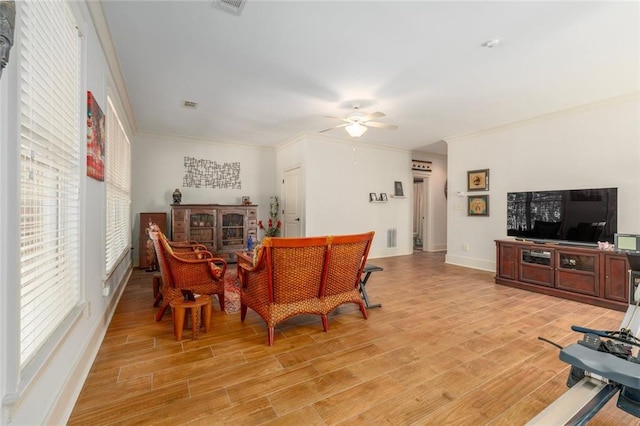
[319,123,348,133]
[325,115,354,124]
[362,111,385,121]
[366,121,398,130]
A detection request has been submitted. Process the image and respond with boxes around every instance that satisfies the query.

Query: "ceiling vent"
[183,100,198,109]
[213,0,246,15]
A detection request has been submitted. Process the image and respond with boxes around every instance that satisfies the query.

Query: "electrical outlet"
[463,244,469,251]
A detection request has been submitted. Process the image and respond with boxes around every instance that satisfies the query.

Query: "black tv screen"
[507,187,618,245]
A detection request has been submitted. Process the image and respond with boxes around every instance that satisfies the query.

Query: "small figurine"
[172,188,182,204]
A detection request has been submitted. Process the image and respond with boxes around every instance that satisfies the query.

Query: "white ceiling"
[100,1,639,154]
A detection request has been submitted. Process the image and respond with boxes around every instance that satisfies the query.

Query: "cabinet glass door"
[521,249,552,266]
[558,253,595,272]
[189,209,216,251]
[219,211,246,250]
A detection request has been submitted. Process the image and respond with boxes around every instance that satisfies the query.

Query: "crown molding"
[136,131,275,151]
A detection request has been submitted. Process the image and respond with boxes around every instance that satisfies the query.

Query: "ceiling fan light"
[346,122,367,137]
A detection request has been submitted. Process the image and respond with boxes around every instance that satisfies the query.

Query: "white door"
[283,167,303,237]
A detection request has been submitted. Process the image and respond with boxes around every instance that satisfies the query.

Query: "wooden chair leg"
[359,303,368,319]
[268,327,275,346]
[240,304,248,321]
[156,305,168,321]
[153,293,163,308]
[321,315,329,332]
[217,292,224,311]
[152,273,162,298]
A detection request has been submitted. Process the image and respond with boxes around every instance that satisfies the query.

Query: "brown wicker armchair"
[147,223,208,307]
[238,231,374,346]
[150,230,227,321]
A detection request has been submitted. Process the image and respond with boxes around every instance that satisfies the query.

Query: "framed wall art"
[369,192,379,202]
[394,181,404,196]
[468,195,489,216]
[467,169,489,191]
[86,91,105,181]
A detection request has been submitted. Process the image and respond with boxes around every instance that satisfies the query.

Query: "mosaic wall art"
[183,157,241,189]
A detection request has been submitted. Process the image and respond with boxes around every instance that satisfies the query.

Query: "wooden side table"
[169,294,212,340]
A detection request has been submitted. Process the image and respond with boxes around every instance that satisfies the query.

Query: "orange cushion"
[210,263,223,279]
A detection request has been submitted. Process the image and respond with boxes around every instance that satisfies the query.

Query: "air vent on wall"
[213,0,246,15]
[183,100,198,109]
[387,228,397,248]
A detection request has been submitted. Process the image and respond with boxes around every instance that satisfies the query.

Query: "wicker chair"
[147,223,208,307]
[238,231,374,346]
[150,230,227,321]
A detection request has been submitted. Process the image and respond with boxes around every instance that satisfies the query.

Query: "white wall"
[131,134,277,265]
[445,94,640,271]
[276,133,415,258]
[1,2,134,424]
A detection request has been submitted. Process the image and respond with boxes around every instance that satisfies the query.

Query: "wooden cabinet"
[171,204,257,262]
[139,212,167,269]
[495,239,629,311]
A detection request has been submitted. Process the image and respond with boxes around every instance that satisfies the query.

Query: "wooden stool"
[152,273,162,307]
[169,294,212,340]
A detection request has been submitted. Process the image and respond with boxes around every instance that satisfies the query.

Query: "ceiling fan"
[319,105,398,138]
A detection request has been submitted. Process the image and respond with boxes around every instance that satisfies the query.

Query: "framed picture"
[86,91,105,181]
[369,192,379,202]
[467,169,489,191]
[394,181,404,196]
[468,195,489,216]
[380,193,388,202]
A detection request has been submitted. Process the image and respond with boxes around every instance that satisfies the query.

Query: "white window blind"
[19,0,81,367]
[105,97,131,275]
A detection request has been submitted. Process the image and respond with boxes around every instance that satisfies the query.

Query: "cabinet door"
[218,209,247,252]
[603,254,629,303]
[189,209,216,252]
[497,243,515,280]
[519,248,554,287]
[555,251,598,296]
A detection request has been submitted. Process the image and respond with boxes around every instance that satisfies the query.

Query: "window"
[105,97,131,275]
[19,0,81,367]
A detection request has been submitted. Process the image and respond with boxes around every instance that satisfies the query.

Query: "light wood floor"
[69,251,640,425]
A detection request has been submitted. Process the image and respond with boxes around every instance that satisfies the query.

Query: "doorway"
[283,166,303,237]
[413,172,430,252]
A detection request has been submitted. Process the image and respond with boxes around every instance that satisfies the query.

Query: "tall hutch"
[171,204,257,262]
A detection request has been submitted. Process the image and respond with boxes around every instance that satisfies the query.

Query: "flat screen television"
[507,187,617,246]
